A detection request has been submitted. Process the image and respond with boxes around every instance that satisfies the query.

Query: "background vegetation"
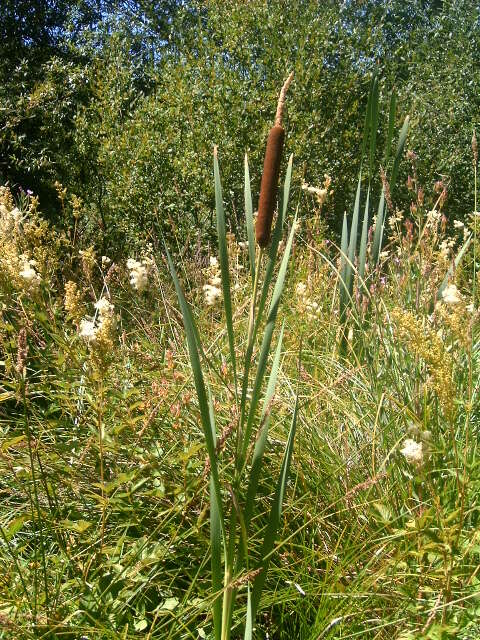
[1,0,479,253]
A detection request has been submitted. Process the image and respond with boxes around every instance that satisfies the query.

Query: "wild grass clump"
[0,93,479,640]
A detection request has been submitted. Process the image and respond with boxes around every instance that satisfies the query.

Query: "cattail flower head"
[473,129,478,166]
[256,72,293,248]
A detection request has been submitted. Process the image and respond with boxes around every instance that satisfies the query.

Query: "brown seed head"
[16,328,28,378]
[472,130,478,166]
[256,125,285,247]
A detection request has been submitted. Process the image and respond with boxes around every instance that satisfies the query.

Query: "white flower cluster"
[0,204,23,236]
[79,296,114,343]
[400,438,423,466]
[426,209,442,228]
[127,256,154,292]
[439,237,455,259]
[301,175,332,207]
[203,256,222,306]
[441,283,462,305]
[296,281,320,318]
[18,255,40,284]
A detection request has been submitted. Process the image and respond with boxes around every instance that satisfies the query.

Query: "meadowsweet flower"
[400,438,423,465]
[94,297,114,317]
[127,257,153,292]
[79,318,97,341]
[203,283,222,306]
[19,257,40,286]
[441,284,461,305]
[453,220,464,229]
[203,256,223,306]
[101,255,111,269]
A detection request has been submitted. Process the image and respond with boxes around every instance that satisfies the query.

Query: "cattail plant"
[165,75,298,640]
[337,72,409,351]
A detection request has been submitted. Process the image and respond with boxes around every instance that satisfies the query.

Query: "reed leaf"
[241,216,297,465]
[249,389,299,623]
[214,148,238,395]
[368,75,379,179]
[358,186,370,283]
[346,172,362,297]
[244,322,285,528]
[390,115,410,192]
[164,243,225,541]
[244,154,256,284]
[385,89,397,167]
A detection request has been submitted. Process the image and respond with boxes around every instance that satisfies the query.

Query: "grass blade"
[244,322,285,528]
[244,153,256,284]
[390,115,410,192]
[241,216,297,465]
[358,185,370,283]
[164,242,225,540]
[385,89,397,167]
[346,172,362,296]
[372,189,386,266]
[249,388,299,621]
[210,474,222,640]
[214,147,237,395]
[339,212,349,324]
[368,75,379,180]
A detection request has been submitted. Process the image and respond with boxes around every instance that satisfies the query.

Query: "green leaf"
[244,322,285,528]
[164,242,225,544]
[244,153,256,284]
[346,172,362,297]
[372,189,386,266]
[358,186,370,283]
[390,115,410,192]
[214,147,237,396]
[368,75,379,179]
[241,216,297,464]
[250,388,299,621]
[339,212,349,324]
[385,89,397,167]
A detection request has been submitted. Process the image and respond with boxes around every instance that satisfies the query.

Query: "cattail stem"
[275,71,294,127]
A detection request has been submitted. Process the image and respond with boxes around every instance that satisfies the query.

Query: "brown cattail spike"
[256,72,293,248]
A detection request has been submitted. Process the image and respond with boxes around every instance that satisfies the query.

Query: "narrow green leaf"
[164,242,225,541]
[385,89,397,167]
[369,76,379,179]
[250,390,299,621]
[239,155,293,435]
[244,323,285,528]
[256,154,293,325]
[214,147,237,395]
[372,189,386,266]
[244,153,256,284]
[358,186,370,283]
[210,475,222,640]
[241,216,297,465]
[339,212,349,322]
[390,115,410,192]
[360,74,374,162]
[244,586,253,640]
[346,172,362,296]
